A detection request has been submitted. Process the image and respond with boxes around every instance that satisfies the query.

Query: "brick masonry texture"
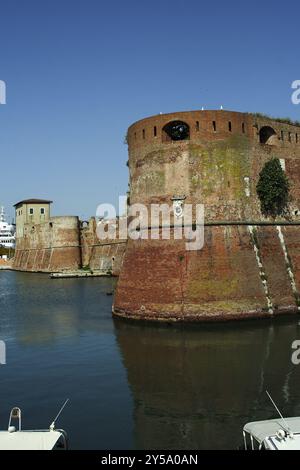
[13,216,82,272]
[80,218,126,276]
[13,216,126,274]
[113,110,300,322]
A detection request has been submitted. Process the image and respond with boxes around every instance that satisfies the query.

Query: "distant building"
[14,199,52,238]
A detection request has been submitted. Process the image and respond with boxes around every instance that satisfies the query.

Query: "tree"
[256,158,290,218]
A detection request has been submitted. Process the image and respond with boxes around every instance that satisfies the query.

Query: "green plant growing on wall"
[251,113,300,127]
[256,158,290,218]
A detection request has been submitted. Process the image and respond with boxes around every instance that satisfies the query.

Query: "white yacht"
[0,206,15,249]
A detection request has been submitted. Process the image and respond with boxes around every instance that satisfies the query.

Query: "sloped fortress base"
[113,224,300,322]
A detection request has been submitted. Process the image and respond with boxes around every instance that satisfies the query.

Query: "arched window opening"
[259,126,277,145]
[162,121,190,142]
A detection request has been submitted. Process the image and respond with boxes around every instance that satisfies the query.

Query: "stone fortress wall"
[13,216,82,272]
[80,217,126,276]
[113,110,300,322]
[13,216,126,275]
[13,109,300,323]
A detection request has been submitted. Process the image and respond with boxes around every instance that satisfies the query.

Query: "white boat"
[0,206,15,249]
[243,417,300,450]
[243,391,300,450]
[0,403,69,450]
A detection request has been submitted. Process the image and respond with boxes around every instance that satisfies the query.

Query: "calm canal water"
[1,271,300,449]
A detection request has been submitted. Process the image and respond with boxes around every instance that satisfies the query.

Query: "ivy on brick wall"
[256,157,290,218]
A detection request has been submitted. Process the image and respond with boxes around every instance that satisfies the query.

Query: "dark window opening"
[196,121,200,131]
[228,121,232,132]
[296,133,298,143]
[142,129,145,139]
[259,126,277,145]
[154,126,157,137]
[242,122,245,133]
[213,121,216,132]
[162,121,190,142]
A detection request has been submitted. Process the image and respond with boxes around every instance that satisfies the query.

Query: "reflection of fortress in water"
[114,319,300,449]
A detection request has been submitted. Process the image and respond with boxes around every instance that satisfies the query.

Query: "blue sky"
[0,0,299,220]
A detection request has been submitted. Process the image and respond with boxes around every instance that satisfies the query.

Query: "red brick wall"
[114,110,300,322]
[80,217,126,276]
[13,216,81,272]
[114,225,300,322]
[13,215,127,275]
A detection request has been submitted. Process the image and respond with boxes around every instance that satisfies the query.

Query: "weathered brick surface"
[13,214,127,275]
[13,216,81,272]
[80,217,126,275]
[114,110,300,322]
[256,226,295,309]
[283,226,300,295]
[127,111,300,222]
